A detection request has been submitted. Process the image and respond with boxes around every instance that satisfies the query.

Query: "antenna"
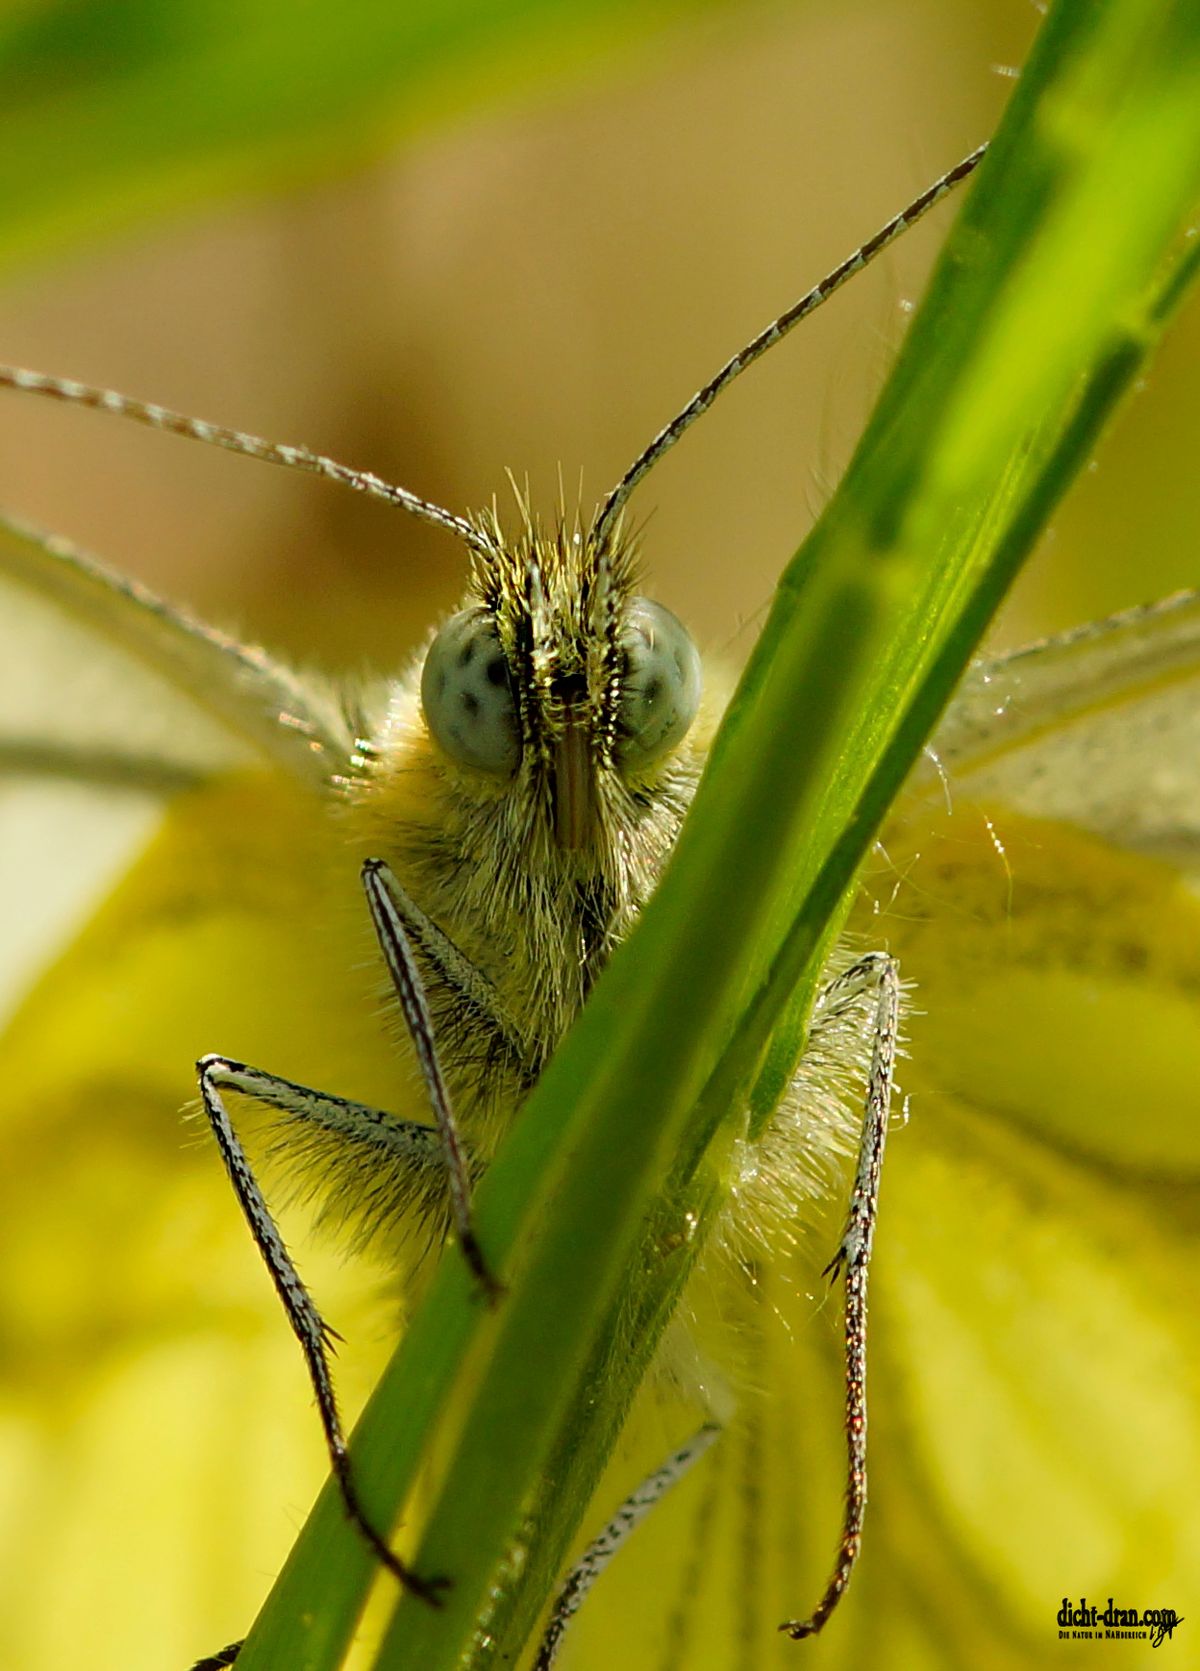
[0,365,493,558]
[592,142,988,548]
[3,143,986,564]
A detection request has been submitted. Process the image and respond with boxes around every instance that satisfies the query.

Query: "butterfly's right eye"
[421,609,521,774]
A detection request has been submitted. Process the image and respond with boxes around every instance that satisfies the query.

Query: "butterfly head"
[419,509,702,851]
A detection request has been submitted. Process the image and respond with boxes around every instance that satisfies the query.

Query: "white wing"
[0,513,358,1022]
[925,590,1200,875]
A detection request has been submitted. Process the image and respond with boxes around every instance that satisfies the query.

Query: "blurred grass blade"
[227,1,1200,1667]
[0,0,739,270]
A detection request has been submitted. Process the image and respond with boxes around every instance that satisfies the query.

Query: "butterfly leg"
[531,1423,721,1671]
[362,858,511,1300]
[366,858,531,1079]
[196,1055,451,1607]
[188,1642,243,1671]
[779,949,900,1639]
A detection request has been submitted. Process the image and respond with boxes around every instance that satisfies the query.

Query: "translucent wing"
[0,513,360,1024]
[855,596,1200,1664]
[0,519,397,1671]
[554,595,1200,1670]
[924,589,1200,875]
[0,512,356,784]
[887,589,1200,1172]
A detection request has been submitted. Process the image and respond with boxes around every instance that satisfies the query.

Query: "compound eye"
[615,598,702,769]
[421,609,521,775]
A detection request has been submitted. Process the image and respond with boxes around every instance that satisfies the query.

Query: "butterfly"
[2,128,1199,1671]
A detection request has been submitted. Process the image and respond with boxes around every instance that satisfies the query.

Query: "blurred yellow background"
[3,0,1194,687]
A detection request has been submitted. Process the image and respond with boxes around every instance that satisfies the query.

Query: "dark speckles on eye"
[421,608,522,775]
[615,599,702,770]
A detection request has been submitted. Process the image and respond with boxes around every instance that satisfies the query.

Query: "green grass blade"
[228,2,1200,1667]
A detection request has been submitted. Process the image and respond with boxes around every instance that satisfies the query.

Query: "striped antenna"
[0,365,493,558]
[592,142,988,548]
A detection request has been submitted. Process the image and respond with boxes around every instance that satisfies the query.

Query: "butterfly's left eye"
[615,599,702,770]
[421,609,521,774]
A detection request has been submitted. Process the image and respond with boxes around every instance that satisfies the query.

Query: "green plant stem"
[230,2,1200,1668]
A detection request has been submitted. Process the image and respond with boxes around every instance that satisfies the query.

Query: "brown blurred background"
[1,0,1197,684]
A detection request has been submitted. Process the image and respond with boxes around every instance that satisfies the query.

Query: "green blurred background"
[2,0,1195,686]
